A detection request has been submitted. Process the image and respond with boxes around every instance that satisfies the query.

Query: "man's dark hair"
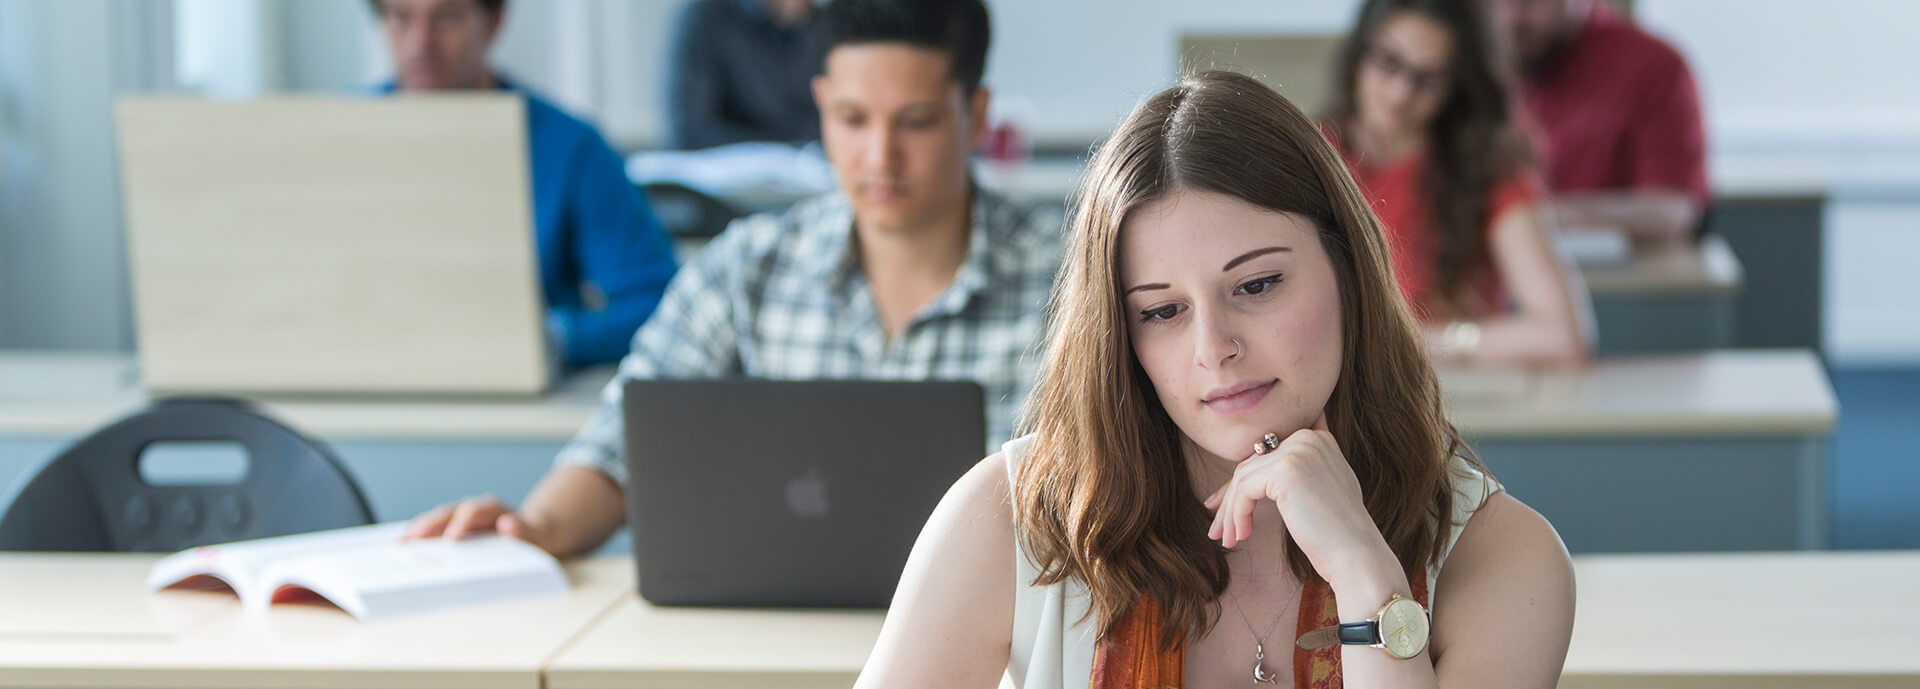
[815,0,991,95]
[369,0,506,16]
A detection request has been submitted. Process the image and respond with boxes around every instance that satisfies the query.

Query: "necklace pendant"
[1252,643,1280,684]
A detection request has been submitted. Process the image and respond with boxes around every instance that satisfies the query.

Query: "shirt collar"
[810,184,1004,313]
[374,72,516,95]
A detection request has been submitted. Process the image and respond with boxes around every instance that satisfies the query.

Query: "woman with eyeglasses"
[1324,0,1592,365]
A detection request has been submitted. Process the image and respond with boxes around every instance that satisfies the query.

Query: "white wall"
[175,0,281,97]
[1641,0,1920,158]
[1824,202,1920,365]
[277,0,385,92]
[0,0,164,351]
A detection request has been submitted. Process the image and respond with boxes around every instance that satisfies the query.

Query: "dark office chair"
[642,181,743,240]
[0,397,374,552]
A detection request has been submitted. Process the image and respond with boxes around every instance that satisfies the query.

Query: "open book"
[146,522,570,620]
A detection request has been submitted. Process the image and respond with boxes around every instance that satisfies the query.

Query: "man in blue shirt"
[371,0,678,367]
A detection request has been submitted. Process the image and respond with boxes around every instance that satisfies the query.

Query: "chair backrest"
[0,398,374,552]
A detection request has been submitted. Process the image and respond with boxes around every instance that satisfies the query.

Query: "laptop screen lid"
[623,378,985,608]
[116,95,549,397]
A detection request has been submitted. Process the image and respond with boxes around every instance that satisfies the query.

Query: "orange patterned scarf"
[1089,573,1431,689]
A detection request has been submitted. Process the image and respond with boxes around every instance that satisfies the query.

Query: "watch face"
[1378,597,1430,659]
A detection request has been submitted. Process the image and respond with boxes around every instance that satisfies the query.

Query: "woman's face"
[1120,189,1345,463]
[1355,10,1455,141]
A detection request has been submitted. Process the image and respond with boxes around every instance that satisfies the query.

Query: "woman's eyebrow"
[1223,246,1291,272]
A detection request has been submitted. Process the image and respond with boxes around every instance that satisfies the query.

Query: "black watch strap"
[1336,621,1380,645]
[1296,620,1381,650]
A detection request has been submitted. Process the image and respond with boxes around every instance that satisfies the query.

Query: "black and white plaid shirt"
[556,189,1064,485]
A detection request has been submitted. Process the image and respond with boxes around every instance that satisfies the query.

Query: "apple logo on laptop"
[786,466,830,518]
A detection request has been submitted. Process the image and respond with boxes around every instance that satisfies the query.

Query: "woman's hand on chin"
[1203,412,1402,592]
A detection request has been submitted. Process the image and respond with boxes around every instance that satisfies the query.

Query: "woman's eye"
[1139,304,1184,323]
[1236,275,1283,296]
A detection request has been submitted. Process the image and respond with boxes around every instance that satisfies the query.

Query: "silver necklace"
[1224,578,1304,684]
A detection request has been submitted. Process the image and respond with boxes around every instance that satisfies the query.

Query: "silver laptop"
[623,379,985,608]
[116,94,550,397]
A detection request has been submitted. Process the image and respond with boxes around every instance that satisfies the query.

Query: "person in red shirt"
[1489,0,1709,243]
[1325,0,1591,365]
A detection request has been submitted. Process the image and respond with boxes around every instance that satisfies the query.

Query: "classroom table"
[1561,550,1920,689]
[6,550,1907,689]
[543,592,883,689]
[0,555,633,689]
[1440,349,1836,553]
[539,550,1920,689]
[1581,233,1743,354]
[3,551,1909,689]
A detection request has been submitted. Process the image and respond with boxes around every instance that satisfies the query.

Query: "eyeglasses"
[1364,46,1451,95]
[380,3,486,35]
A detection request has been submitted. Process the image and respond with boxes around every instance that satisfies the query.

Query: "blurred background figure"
[666,0,822,150]
[1324,0,1592,365]
[1486,0,1709,245]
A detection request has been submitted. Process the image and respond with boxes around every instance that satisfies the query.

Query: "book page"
[146,523,412,599]
[258,528,568,620]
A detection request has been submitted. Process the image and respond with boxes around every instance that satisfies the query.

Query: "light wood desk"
[548,551,1919,689]
[1439,348,1832,436]
[1440,349,1837,552]
[0,554,633,689]
[1563,551,1920,689]
[545,596,883,689]
[1579,233,1743,296]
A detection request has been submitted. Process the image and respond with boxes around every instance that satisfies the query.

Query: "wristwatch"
[1295,593,1430,659]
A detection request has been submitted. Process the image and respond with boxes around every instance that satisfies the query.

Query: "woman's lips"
[1203,379,1276,415]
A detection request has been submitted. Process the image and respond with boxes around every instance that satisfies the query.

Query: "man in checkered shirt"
[407,0,1062,557]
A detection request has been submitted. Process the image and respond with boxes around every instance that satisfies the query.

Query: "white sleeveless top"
[1000,434,1501,689]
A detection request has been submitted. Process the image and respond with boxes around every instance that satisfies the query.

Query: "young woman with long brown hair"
[1324,0,1592,365]
[854,70,1574,689]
